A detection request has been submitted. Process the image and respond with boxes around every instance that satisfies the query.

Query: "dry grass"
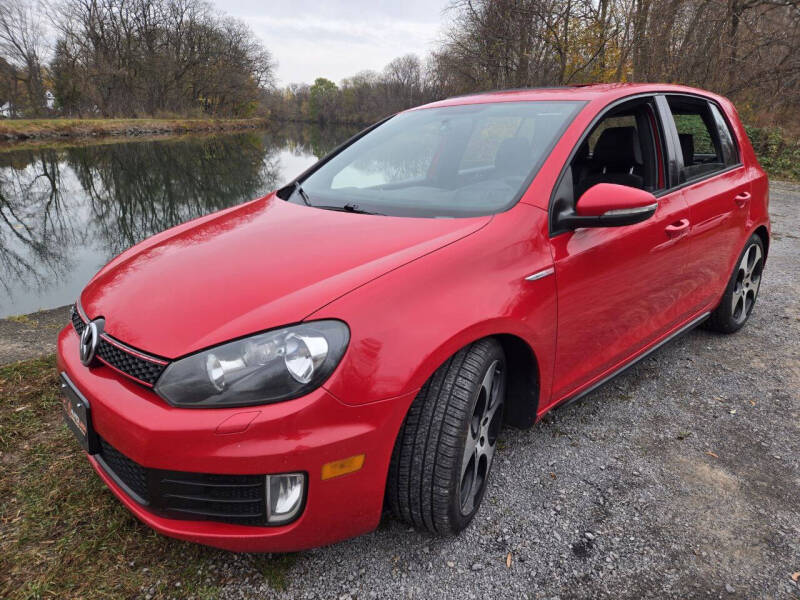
[0,356,296,600]
[0,118,271,141]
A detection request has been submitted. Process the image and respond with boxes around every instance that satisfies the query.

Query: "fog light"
[266,473,305,524]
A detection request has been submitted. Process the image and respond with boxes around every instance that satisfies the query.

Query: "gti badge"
[79,320,102,366]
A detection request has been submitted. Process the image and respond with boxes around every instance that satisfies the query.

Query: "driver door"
[546,96,694,407]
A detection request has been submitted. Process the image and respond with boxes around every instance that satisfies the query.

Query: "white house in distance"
[0,91,54,117]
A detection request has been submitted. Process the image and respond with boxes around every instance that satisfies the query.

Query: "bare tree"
[48,0,276,117]
[384,54,422,107]
[0,0,48,116]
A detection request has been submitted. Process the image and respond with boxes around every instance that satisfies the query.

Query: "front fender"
[310,204,557,408]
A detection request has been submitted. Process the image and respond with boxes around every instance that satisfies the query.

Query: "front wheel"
[386,339,506,534]
[705,234,765,333]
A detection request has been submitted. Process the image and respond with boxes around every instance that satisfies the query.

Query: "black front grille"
[158,474,267,524]
[96,436,268,526]
[71,307,86,335]
[70,305,168,387]
[98,437,149,501]
[94,340,166,386]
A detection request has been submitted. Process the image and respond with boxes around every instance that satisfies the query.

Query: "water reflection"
[0,123,358,317]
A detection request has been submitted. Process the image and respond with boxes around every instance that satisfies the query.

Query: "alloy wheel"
[459,359,504,516]
[731,243,763,324]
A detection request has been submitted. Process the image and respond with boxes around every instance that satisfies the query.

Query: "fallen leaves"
[506,553,512,568]
[706,451,719,459]
[791,572,799,582]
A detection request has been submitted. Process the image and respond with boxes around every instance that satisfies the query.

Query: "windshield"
[291,101,584,218]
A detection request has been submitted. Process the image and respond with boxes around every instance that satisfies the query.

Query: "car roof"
[410,83,726,111]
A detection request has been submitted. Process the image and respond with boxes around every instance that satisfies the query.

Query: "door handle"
[734,191,751,207]
[665,219,690,239]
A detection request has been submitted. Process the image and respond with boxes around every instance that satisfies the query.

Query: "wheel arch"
[753,224,769,260]
[494,334,540,429]
[403,323,543,431]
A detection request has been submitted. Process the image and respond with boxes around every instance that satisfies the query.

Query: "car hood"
[81,194,490,358]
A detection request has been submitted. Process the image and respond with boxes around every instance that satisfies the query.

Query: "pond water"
[0,123,359,318]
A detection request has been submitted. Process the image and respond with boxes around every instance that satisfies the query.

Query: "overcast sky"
[209,0,452,86]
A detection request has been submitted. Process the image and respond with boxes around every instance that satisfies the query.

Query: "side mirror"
[553,183,658,232]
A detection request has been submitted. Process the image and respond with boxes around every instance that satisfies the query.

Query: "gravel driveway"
[2,184,797,599]
[217,183,799,599]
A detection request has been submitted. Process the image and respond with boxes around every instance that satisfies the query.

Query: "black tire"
[386,338,506,534]
[705,234,765,333]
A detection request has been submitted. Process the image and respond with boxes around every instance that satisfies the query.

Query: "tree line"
[1,0,799,130]
[267,0,800,129]
[1,0,274,118]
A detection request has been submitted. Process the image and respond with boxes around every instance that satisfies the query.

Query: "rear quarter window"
[709,103,739,166]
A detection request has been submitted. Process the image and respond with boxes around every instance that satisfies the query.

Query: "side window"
[568,99,664,204]
[709,103,739,166]
[587,115,638,156]
[666,96,728,182]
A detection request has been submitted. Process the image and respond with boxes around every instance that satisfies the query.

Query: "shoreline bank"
[0,117,272,142]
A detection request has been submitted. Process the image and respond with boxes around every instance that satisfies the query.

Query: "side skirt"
[555,311,710,411]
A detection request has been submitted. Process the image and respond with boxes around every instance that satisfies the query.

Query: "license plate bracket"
[61,373,99,454]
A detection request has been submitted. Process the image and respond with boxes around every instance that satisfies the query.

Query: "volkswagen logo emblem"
[79,320,103,366]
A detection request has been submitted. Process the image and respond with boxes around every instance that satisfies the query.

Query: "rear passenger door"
[662,95,751,313]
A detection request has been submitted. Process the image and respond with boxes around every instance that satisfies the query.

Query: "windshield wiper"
[292,181,312,206]
[313,203,384,215]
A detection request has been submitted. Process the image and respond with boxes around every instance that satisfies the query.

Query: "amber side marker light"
[321,454,365,480]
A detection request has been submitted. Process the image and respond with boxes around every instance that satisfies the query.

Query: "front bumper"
[57,326,412,552]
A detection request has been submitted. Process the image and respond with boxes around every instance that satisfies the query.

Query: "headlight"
[155,320,349,408]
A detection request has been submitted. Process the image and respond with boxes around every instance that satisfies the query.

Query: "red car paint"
[573,183,657,216]
[56,83,770,551]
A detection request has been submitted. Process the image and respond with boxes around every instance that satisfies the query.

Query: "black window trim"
[548,92,673,237]
[659,92,744,191]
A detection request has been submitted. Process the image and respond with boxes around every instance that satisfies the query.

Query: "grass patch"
[746,125,800,182]
[0,356,298,599]
[0,117,271,141]
[0,129,253,156]
[250,554,298,592]
[5,314,35,325]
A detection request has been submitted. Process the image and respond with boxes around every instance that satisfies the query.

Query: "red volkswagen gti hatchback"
[58,83,769,552]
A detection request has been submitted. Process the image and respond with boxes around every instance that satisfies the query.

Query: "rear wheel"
[705,234,765,333]
[387,339,506,534]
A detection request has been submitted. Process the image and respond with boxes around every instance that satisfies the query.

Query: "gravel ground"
[0,305,70,365]
[2,184,798,599]
[215,183,799,600]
